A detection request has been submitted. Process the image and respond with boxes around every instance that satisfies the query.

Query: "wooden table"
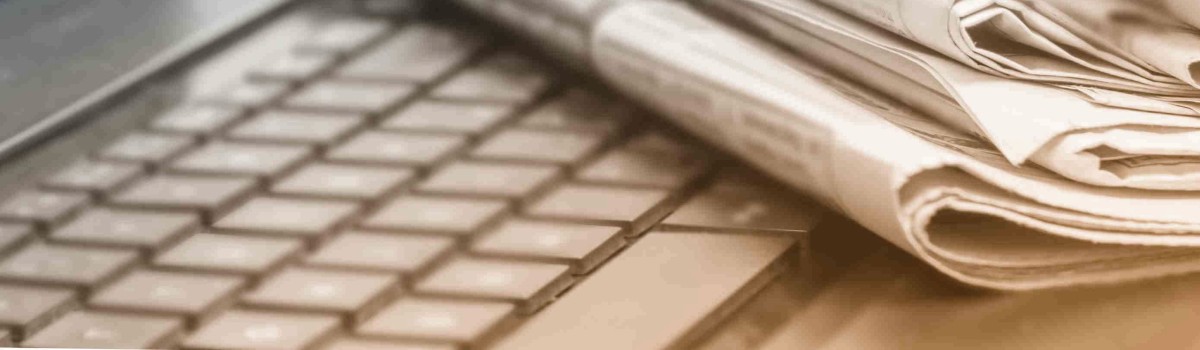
[760,219,1200,350]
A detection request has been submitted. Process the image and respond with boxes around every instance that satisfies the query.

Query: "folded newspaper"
[810,0,1200,97]
[455,0,1200,290]
[1160,0,1200,32]
[719,0,1200,191]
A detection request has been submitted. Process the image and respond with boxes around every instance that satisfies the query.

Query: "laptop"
[0,0,830,349]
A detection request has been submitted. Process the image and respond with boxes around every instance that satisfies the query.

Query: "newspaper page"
[583,0,1200,290]
[1036,0,1200,89]
[810,0,1200,100]
[1161,0,1200,31]
[714,0,1200,191]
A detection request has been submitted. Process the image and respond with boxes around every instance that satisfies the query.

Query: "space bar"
[493,231,796,350]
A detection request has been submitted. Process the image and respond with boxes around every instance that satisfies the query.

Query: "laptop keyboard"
[0,14,819,350]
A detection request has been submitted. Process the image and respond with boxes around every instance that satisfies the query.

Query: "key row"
[0,123,704,241]
[0,140,703,296]
[0,169,816,347]
[0,155,780,266]
[0,119,695,229]
[108,85,639,168]
[204,49,552,116]
[0,176,694,338]
[0,256,563,348]
[8,228,803,350]
[31,86,640,212]
[0,165,812,303]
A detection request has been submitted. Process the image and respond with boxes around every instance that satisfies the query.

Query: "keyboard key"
[214,197,360,238]
[432,52,551,103]
[417,161,560,199]
[21,311,183,349]
[242,267,397,322]
[527,183,671,234]
[519,88,633,133]
[204,80,291,107]
[184,310,340,350]
[98,132,196,164]
[249,52,337,82]
[155,233,301,275]
[228,110,364,145]
[307,231,454,274]
[336,24,487,82]
[0,284,78,341]
[364,196,507,235]
[471,129,605,165]
[321,337,456,350]
[357,298,514,345]
[112,174,256,215]
[51,208,199,251]
[170,141,312,179]
[472,220,625,273]
[150,105,244,135]
[0,223,33,256]
[578,149,710,188]
[662,170,824,233]
[43,160,144,193]
[381,100,514,134]
[416,257,571,313]
[284,81,416,114]
[327,131,465,167]
[0,243,137,290]
[273,163,414,200]
[0,190,90,225]
[90,270,244,322]
[297,19,391,54]
[494,232,795,350]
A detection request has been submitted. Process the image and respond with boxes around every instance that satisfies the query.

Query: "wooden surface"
[760,217,1200,350]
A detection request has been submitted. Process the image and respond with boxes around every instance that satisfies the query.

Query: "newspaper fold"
[716,0,1200,191]
[811,0,1200,97]
[1036,0,1200,89]
[580,0,1200,290]
[455,0,1200,289]
[1161,0,1200,31]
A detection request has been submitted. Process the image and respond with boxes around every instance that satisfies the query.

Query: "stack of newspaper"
[455,0,1200,290]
